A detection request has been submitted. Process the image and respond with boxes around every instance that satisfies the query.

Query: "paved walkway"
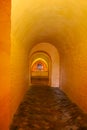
[10,85,87,130]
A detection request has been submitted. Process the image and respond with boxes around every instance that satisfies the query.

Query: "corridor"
[2,0,87,129]
[10,85,87,130]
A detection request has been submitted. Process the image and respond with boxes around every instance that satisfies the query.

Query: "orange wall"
[0,0,11,129]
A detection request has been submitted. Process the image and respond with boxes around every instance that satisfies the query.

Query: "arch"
[31,58,48,68]
[31,58,49,85]
[29,50,51,86]
[29,43,60,87]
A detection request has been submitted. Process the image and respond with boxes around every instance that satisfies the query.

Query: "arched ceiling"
[29,52,50,65]
[11,0,87,55]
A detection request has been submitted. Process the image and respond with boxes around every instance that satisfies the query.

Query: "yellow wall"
[60,43,87,112]
[11,0,87,116]
[0,0,11,129]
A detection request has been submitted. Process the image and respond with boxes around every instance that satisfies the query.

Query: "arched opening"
[29,51,52,86]
[29,43,60,87]
[31,58,49,85]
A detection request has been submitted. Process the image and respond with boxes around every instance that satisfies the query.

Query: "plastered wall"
[60,43,87,112]
[0,0,11,129]
[11,46,29,117]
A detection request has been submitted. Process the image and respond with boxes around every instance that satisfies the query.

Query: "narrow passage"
[10,85,87,130]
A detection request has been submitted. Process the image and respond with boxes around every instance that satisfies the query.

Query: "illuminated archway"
[29,51,51,86]
[31,58,49,85]
[31,58,48,69]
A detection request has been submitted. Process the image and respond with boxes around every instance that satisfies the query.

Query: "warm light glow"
[31,58,48,68]
[31,59,48,72]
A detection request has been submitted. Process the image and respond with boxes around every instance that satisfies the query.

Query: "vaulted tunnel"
[1,0,87,129]
[11,0,87,115]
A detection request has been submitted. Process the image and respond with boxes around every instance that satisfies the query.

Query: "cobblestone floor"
[10,85,87,130]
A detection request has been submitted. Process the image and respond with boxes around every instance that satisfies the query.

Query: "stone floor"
[10,85,87,130]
